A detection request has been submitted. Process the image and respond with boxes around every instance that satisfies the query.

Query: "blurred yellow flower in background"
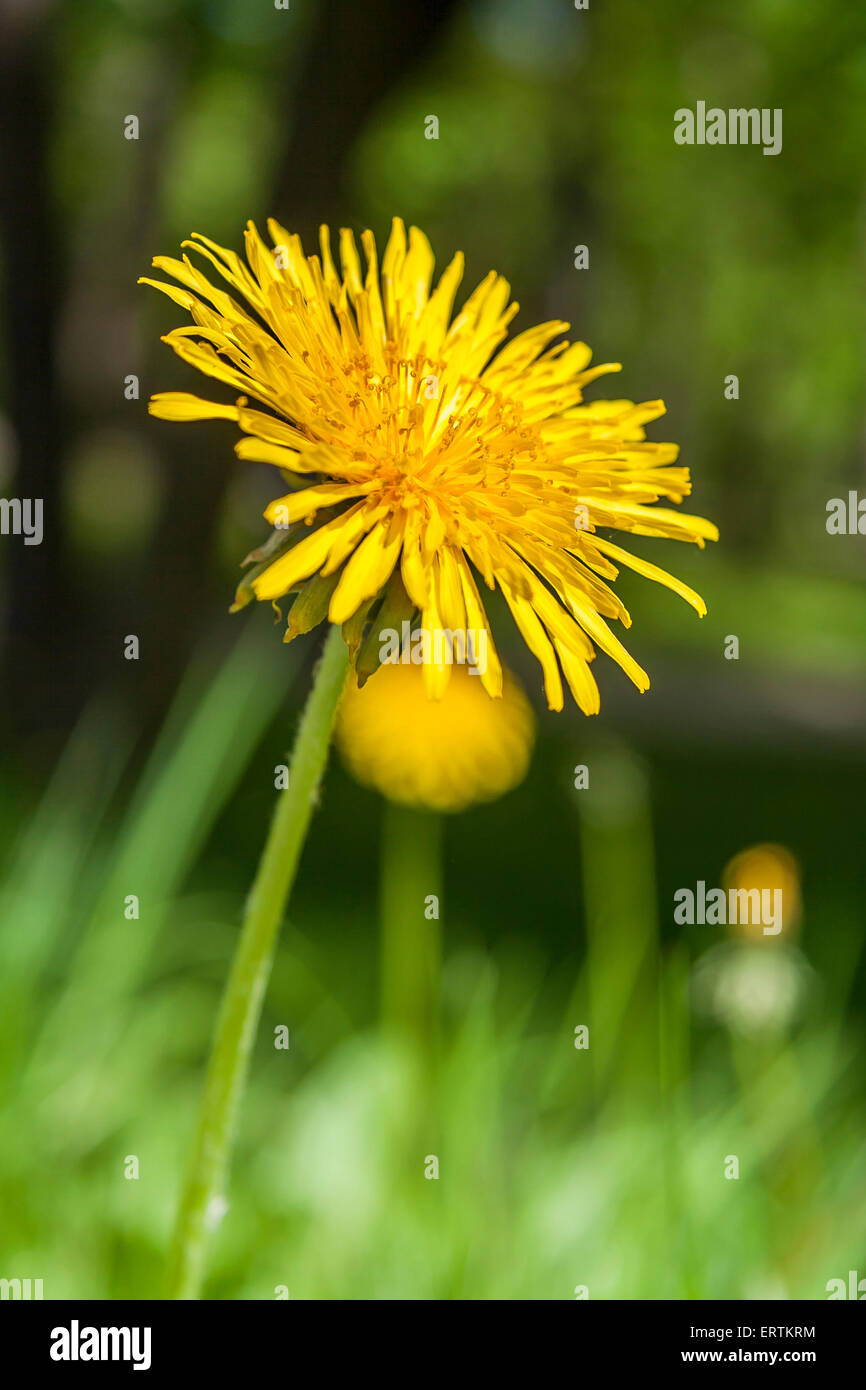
[722,842,802,941]
[693,843,809,1037]
[335,660,535,812]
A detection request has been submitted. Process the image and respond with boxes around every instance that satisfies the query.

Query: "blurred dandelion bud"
[692,842,809,1036]
[335,659,535,813]
[722,842,802,941]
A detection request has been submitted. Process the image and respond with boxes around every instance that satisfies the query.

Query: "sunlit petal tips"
[141,218,718,712]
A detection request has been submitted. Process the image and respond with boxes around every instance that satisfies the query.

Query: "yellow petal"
[253,508,366,600]
[500,581,564,712]
[148,393,238,422]
[263,483,372,527]
[589,535,708,616]
[328,516,403,625]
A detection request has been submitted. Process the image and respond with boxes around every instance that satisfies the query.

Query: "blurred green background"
[1,0,865,1299]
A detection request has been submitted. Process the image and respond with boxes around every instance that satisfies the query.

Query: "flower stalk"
[165,623,350,1300]
[380,801,443,1048]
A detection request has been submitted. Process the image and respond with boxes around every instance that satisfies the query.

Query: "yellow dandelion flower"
[140,218,718,712]
[335,661,535,813]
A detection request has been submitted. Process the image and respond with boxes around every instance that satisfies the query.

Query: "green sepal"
[230,528,297,611]
[356,571,417,686]
[229,510,338,613]
[283,568,341,643]
[341,595,380,664]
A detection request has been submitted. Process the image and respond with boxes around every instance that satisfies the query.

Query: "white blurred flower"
[691,941,814,1037]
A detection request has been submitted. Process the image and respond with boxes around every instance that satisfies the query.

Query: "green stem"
[380,801,443,1049]
[165,624,350,1299]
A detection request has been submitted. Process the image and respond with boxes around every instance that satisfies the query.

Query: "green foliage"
[1,646,864,1298]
